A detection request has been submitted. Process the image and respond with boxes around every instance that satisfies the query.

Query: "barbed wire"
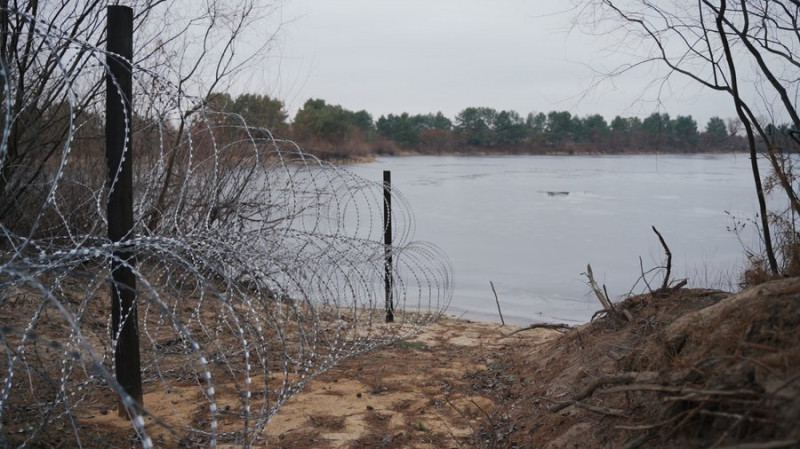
[0,6,452,448]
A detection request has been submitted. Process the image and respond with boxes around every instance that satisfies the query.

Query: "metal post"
[1,0,8,102]
[106,5,142,416]
[1,0,7,66]
[383,170,394,323]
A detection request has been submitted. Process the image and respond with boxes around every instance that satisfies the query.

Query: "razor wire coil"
[0,5,452,447]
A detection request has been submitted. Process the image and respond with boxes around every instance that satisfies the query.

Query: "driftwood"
[586,264,614,311]
[499,323,571,339]
[586,264,632,321]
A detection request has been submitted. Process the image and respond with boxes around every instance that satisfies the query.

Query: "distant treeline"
[206,93,799,161]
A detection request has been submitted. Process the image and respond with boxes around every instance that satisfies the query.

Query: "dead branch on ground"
[546,398,630,417]
[715,440,800,449]
[499,323,571,339]
[548,374,637,412]
[600,384,763,398]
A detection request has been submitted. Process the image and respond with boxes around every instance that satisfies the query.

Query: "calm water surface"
[343,154,763,324]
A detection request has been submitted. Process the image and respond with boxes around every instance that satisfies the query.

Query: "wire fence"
[0,5,452,448]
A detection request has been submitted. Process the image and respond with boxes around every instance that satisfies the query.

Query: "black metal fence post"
[383,170,394,323]
[106,5,142,416]
[1,0,8,101]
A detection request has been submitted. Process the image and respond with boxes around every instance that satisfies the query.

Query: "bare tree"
[577,0,800,275]
[0,0,286,237]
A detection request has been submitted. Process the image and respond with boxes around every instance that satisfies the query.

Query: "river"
[343,153,766,325]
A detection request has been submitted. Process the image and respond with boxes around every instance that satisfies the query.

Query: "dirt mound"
[492,277,800,448]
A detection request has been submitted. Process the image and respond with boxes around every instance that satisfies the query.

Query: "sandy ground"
[8,279,798,448]
[262,317,560,448]
[0,282,559,449]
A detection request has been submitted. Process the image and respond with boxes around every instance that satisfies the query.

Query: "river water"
[343,153,766,325]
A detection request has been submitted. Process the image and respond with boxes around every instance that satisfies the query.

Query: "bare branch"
[651,226,672,289]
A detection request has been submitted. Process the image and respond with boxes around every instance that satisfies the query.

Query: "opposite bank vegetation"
[202,94,800,162]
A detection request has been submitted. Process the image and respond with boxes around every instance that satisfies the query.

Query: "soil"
[261,318,559,449]
[262,277,800,448]
[2,277,800,448]
[489,278,800,449]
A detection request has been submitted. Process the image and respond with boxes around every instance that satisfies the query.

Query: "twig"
[652,278,688,297]
[444,396,478,438]
[716,441,800,449]
[628,261,662,296]
[547,399,629,417]
[622,431,653,449]
[591,309,606,322]
[639,256,654,293]
[548,374,636,412]
[602,384,762,398]
[652,226,671,290]
[585,264,618,315]
[669,279,688,291]
[470,398,496,430]
[499,323,571,339]
[698,410,771,423]
[490,281,505,326]
[603,284,612,305]
[712,373,800,447]
[665,403,706,441]
[616,424,663,431]
[433,409,467,449]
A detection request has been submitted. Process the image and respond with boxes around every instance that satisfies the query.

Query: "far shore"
[328,148,749,165]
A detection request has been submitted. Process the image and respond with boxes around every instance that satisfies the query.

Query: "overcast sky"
[262,0,735,127]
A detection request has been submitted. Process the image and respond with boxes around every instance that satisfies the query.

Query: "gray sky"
[265,0,734,127]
